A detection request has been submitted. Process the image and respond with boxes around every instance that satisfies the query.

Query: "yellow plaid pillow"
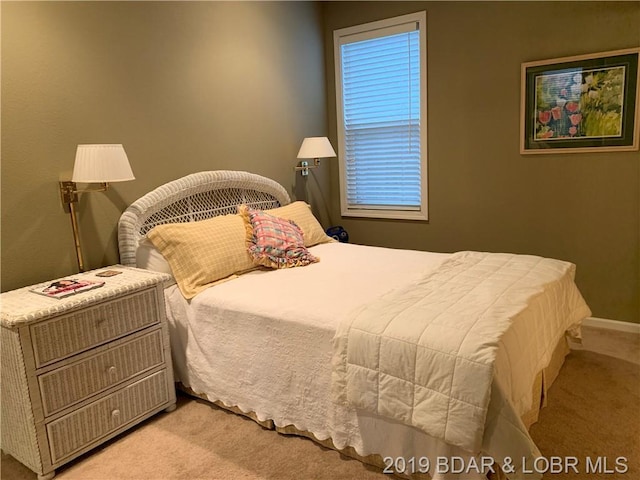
[265,201,333,247]
[147,214,255,299]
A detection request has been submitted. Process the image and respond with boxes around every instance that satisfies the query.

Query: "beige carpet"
[529,349,639,480]
[2,328,638,480]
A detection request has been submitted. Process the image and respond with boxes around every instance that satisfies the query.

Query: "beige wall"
[322,1,640,323]
[2,1,638,324]
[1,1,328,291]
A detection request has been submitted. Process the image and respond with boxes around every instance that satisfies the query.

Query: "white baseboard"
[582,317,640,334]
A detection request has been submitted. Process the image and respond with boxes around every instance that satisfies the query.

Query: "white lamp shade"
[72,144,135,183]
[297,137,336,159]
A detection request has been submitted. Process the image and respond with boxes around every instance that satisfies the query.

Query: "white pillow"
[136,238,175,278]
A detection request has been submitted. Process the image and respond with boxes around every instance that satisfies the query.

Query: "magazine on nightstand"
[30,277,105,299]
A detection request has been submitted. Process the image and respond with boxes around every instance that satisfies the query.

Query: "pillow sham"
[239,205,319,269]
[265,201,333,247]
[147,214,255,299]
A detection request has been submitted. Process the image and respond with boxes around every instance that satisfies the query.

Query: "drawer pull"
[111,409,121,420]
[106,366,117,375]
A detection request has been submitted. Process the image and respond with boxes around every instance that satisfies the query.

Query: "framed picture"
[521,48,639,154]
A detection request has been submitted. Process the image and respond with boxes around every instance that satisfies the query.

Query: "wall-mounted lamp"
[59,144,135,272]
[294,137,336,176]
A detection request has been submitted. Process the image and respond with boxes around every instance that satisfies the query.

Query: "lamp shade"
[297,137,336,159]
[72,144,135,183]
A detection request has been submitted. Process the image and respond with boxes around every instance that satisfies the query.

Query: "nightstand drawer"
[46,370,169,464]
[30,288,159,367]
[38,330,165,416]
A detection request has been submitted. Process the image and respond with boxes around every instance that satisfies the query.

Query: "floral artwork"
[534,67,625,141]
[521,48,639,154]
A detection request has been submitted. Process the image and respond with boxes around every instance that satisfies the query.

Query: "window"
[334,12,427,220]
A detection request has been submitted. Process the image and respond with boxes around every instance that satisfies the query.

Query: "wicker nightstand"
[1,266,176,480]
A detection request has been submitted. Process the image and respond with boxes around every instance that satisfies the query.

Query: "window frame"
[334,11,428,221]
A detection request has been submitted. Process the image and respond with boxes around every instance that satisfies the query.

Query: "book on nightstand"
[30,278,105,299]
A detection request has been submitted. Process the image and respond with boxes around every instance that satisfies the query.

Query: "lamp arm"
[77,182,110,194]
[294,158,321,176]
[59,181,110,204]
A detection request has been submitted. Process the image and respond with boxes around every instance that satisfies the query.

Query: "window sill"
[341,208,428,221]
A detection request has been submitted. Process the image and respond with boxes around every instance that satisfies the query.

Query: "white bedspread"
[331,251,591,453]
[163,243,590,480]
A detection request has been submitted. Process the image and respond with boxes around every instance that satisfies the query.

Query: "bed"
[118,170,592,480]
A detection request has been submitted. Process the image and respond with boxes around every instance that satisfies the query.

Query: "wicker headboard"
[118,170,291,267]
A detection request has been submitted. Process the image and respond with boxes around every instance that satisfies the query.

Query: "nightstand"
[1,266,176,480]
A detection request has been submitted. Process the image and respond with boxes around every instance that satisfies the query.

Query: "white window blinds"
[335,13,427,219]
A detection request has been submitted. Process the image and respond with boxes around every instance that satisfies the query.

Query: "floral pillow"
[239,205,319,269]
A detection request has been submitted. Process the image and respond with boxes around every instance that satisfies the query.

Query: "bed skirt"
[177,336,570,480]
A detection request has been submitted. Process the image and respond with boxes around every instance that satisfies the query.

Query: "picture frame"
[520,48,640,154]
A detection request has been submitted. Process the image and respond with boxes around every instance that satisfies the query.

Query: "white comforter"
[163,243,590,480]
[332,251,591,454]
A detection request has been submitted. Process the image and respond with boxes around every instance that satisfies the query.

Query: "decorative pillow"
[147,214,255,299]
[265,201,333,247]
[239,205,319,269]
